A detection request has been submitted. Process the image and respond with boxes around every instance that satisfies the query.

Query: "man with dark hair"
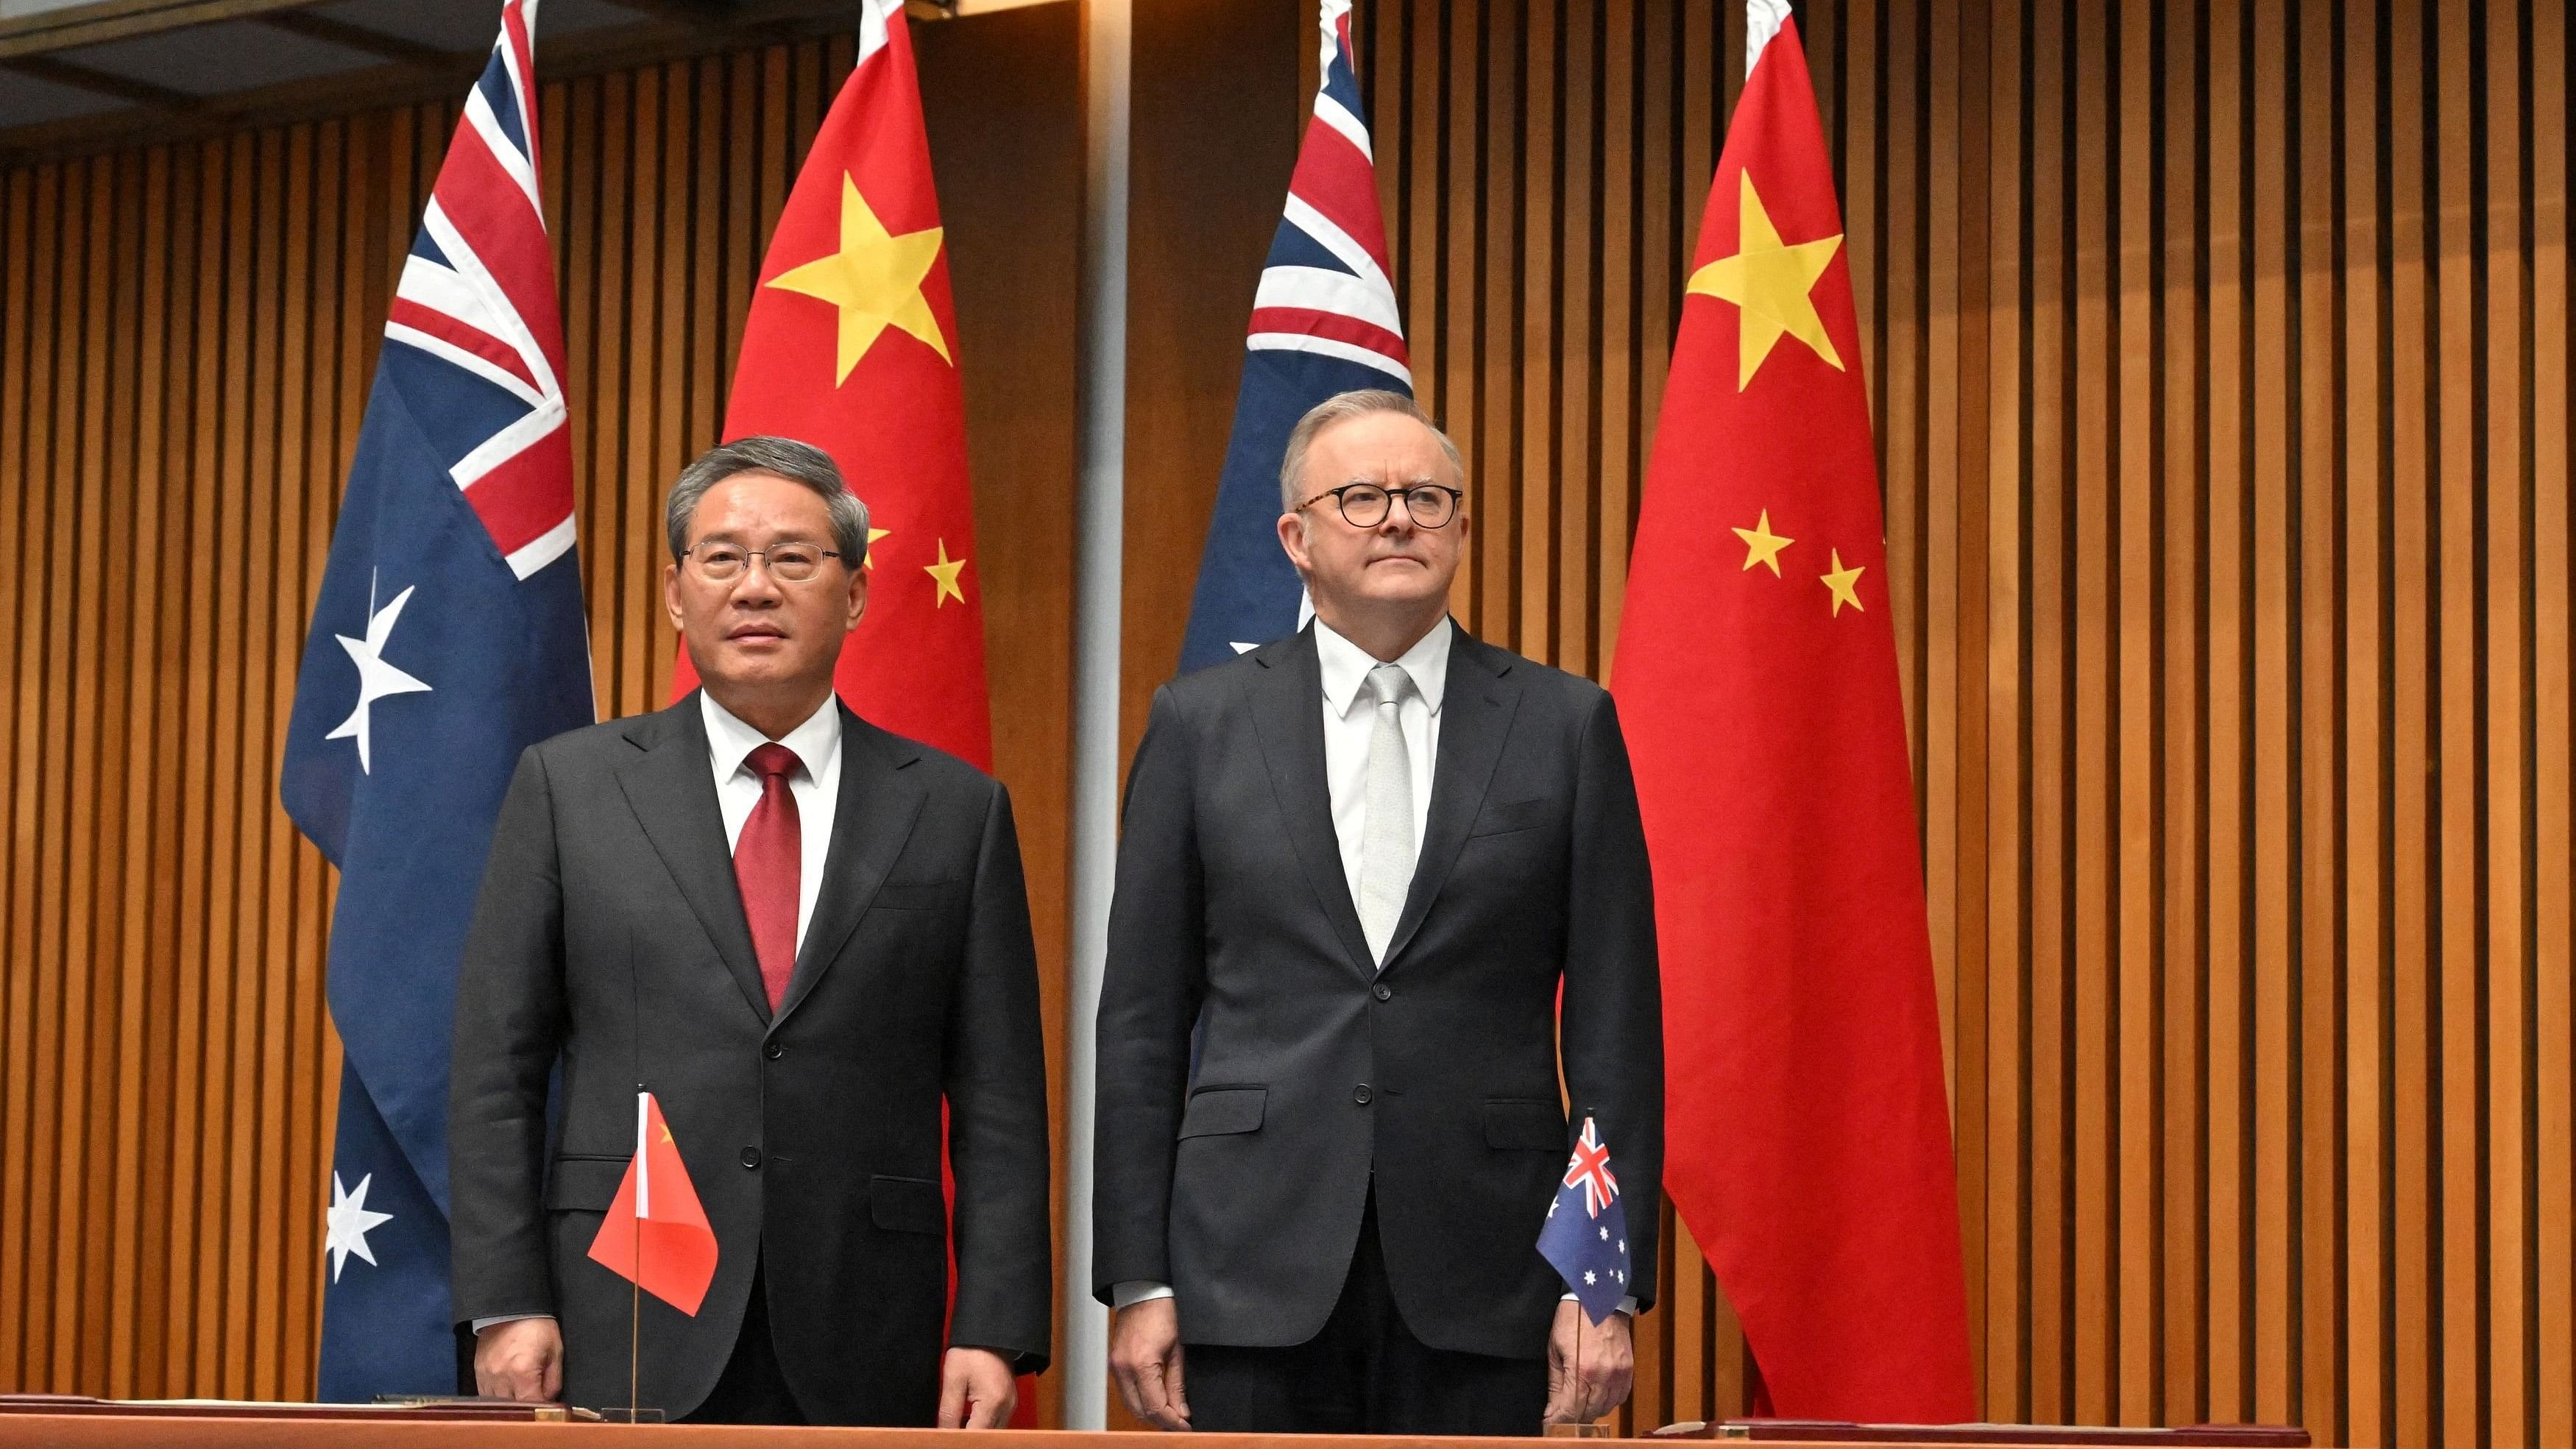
[449,436,1051,1426]
[1094,392,1664,1435]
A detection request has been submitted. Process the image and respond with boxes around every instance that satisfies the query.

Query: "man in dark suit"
[449,436,1050,1425]
[1094,391,1663,1434]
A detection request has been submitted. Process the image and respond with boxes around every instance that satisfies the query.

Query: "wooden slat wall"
[0,7,1080,1409]
[1125,1,2572,1443]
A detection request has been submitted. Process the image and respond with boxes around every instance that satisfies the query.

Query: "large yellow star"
[924,538,968,606]
[764,174,951,383]
[1685,171,1845,389]
[1733,509,1794,575]
[862,525,891,570]
[1821,548,1866,616]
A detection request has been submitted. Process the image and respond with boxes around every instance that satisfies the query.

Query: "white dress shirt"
[1314,615,1448,923]
[701,690,843,955]
[472,692,843,1336]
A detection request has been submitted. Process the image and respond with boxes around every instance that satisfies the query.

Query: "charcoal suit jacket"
[1092,623,1663,1358]
[448,692,1050,1423]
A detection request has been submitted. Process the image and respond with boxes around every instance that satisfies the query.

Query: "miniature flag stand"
[585,1090,718,1421]
[1539,1116,1632,1436]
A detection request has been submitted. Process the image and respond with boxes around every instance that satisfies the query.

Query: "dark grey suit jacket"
[1092,624,1663,1358]
[448,693,1050,1424]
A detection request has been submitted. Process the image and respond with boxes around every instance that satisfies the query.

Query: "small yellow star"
[1685,171,1845,389]
[657,1125,673,1145]
[764,174,951,384]
[923,539,968,606]
[862,525,891,569]
[1732,509,1794,575]
[1821,549,1866,615]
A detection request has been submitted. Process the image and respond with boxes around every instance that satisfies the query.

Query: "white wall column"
[1063,0,1130,1426]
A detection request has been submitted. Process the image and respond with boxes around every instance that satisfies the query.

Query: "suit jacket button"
[1352,1084,1373,1105]
[765,1041,785,1060]
[740,1147,762,1169]
[1372,983,1392,1002]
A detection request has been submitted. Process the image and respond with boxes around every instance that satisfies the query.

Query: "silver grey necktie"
[1357,662,1416,964]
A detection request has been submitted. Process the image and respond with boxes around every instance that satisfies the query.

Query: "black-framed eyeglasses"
[682,542,845,583]
[1295,481,1464,529]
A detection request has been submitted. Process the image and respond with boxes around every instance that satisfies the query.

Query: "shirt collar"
[1314,615,1452,720]
[700,689,843,783]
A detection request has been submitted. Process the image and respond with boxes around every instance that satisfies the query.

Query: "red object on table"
[585,1091,720,1317]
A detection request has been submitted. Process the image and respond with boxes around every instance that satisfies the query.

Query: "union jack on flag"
[1177,0,1412,671]
[1563,1116,1621,1217]
[283,0,594,1400]
[1538,1116,1632,1324]
[1242,0,1408,383]
[382,0,575,579]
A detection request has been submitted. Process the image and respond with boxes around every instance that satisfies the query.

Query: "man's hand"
[1543,1301,1633,1426]
[1108,1297,1190,1431]
[473,1317,564,1403]
[938,1347,1019,1428]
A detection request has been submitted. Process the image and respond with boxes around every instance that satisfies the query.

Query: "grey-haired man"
[1094,393,1663,1435]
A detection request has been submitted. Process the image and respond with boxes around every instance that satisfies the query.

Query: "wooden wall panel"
[0,8,1080,1408]
[1117,0,1301,760]
[1122,1,2573,1444]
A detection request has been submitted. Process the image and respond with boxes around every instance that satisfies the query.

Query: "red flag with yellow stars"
[587,1092,719,1316]
[1609,18,1975,1422]
[676,2,1026,1422]
[673,0,990,770]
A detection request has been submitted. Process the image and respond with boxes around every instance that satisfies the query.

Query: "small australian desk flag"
[1539,1116,1631,1324]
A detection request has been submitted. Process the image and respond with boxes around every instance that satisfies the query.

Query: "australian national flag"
[1177,0,1411,672]
[280,0,592,1400]
[1538,1116,1632,1325]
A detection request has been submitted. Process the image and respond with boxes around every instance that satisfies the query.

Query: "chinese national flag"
[587,1092,719,1317]
[674,1,1023,1418]
[672,0,991,770]
[1609,20,1975,1422]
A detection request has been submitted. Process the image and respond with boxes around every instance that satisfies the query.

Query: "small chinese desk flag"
[587,1091,719,1316]
[1537,1117,1630,1325]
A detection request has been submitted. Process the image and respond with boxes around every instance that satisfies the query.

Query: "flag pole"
[631,943,646,1423]
[631,1085,645,1423]
[1573,1110,1585,1432]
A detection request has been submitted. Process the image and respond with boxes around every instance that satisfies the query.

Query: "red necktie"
[734,742,802,1013]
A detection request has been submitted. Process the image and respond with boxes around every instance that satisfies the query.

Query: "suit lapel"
[1247,629,1379,979]
[615,694,774,1024]
[773,705,928,1030]
[1380,631,1521,971]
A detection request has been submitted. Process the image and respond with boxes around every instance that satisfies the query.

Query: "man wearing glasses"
[1094,392,1663,1434]
[450,436,1050,1425]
